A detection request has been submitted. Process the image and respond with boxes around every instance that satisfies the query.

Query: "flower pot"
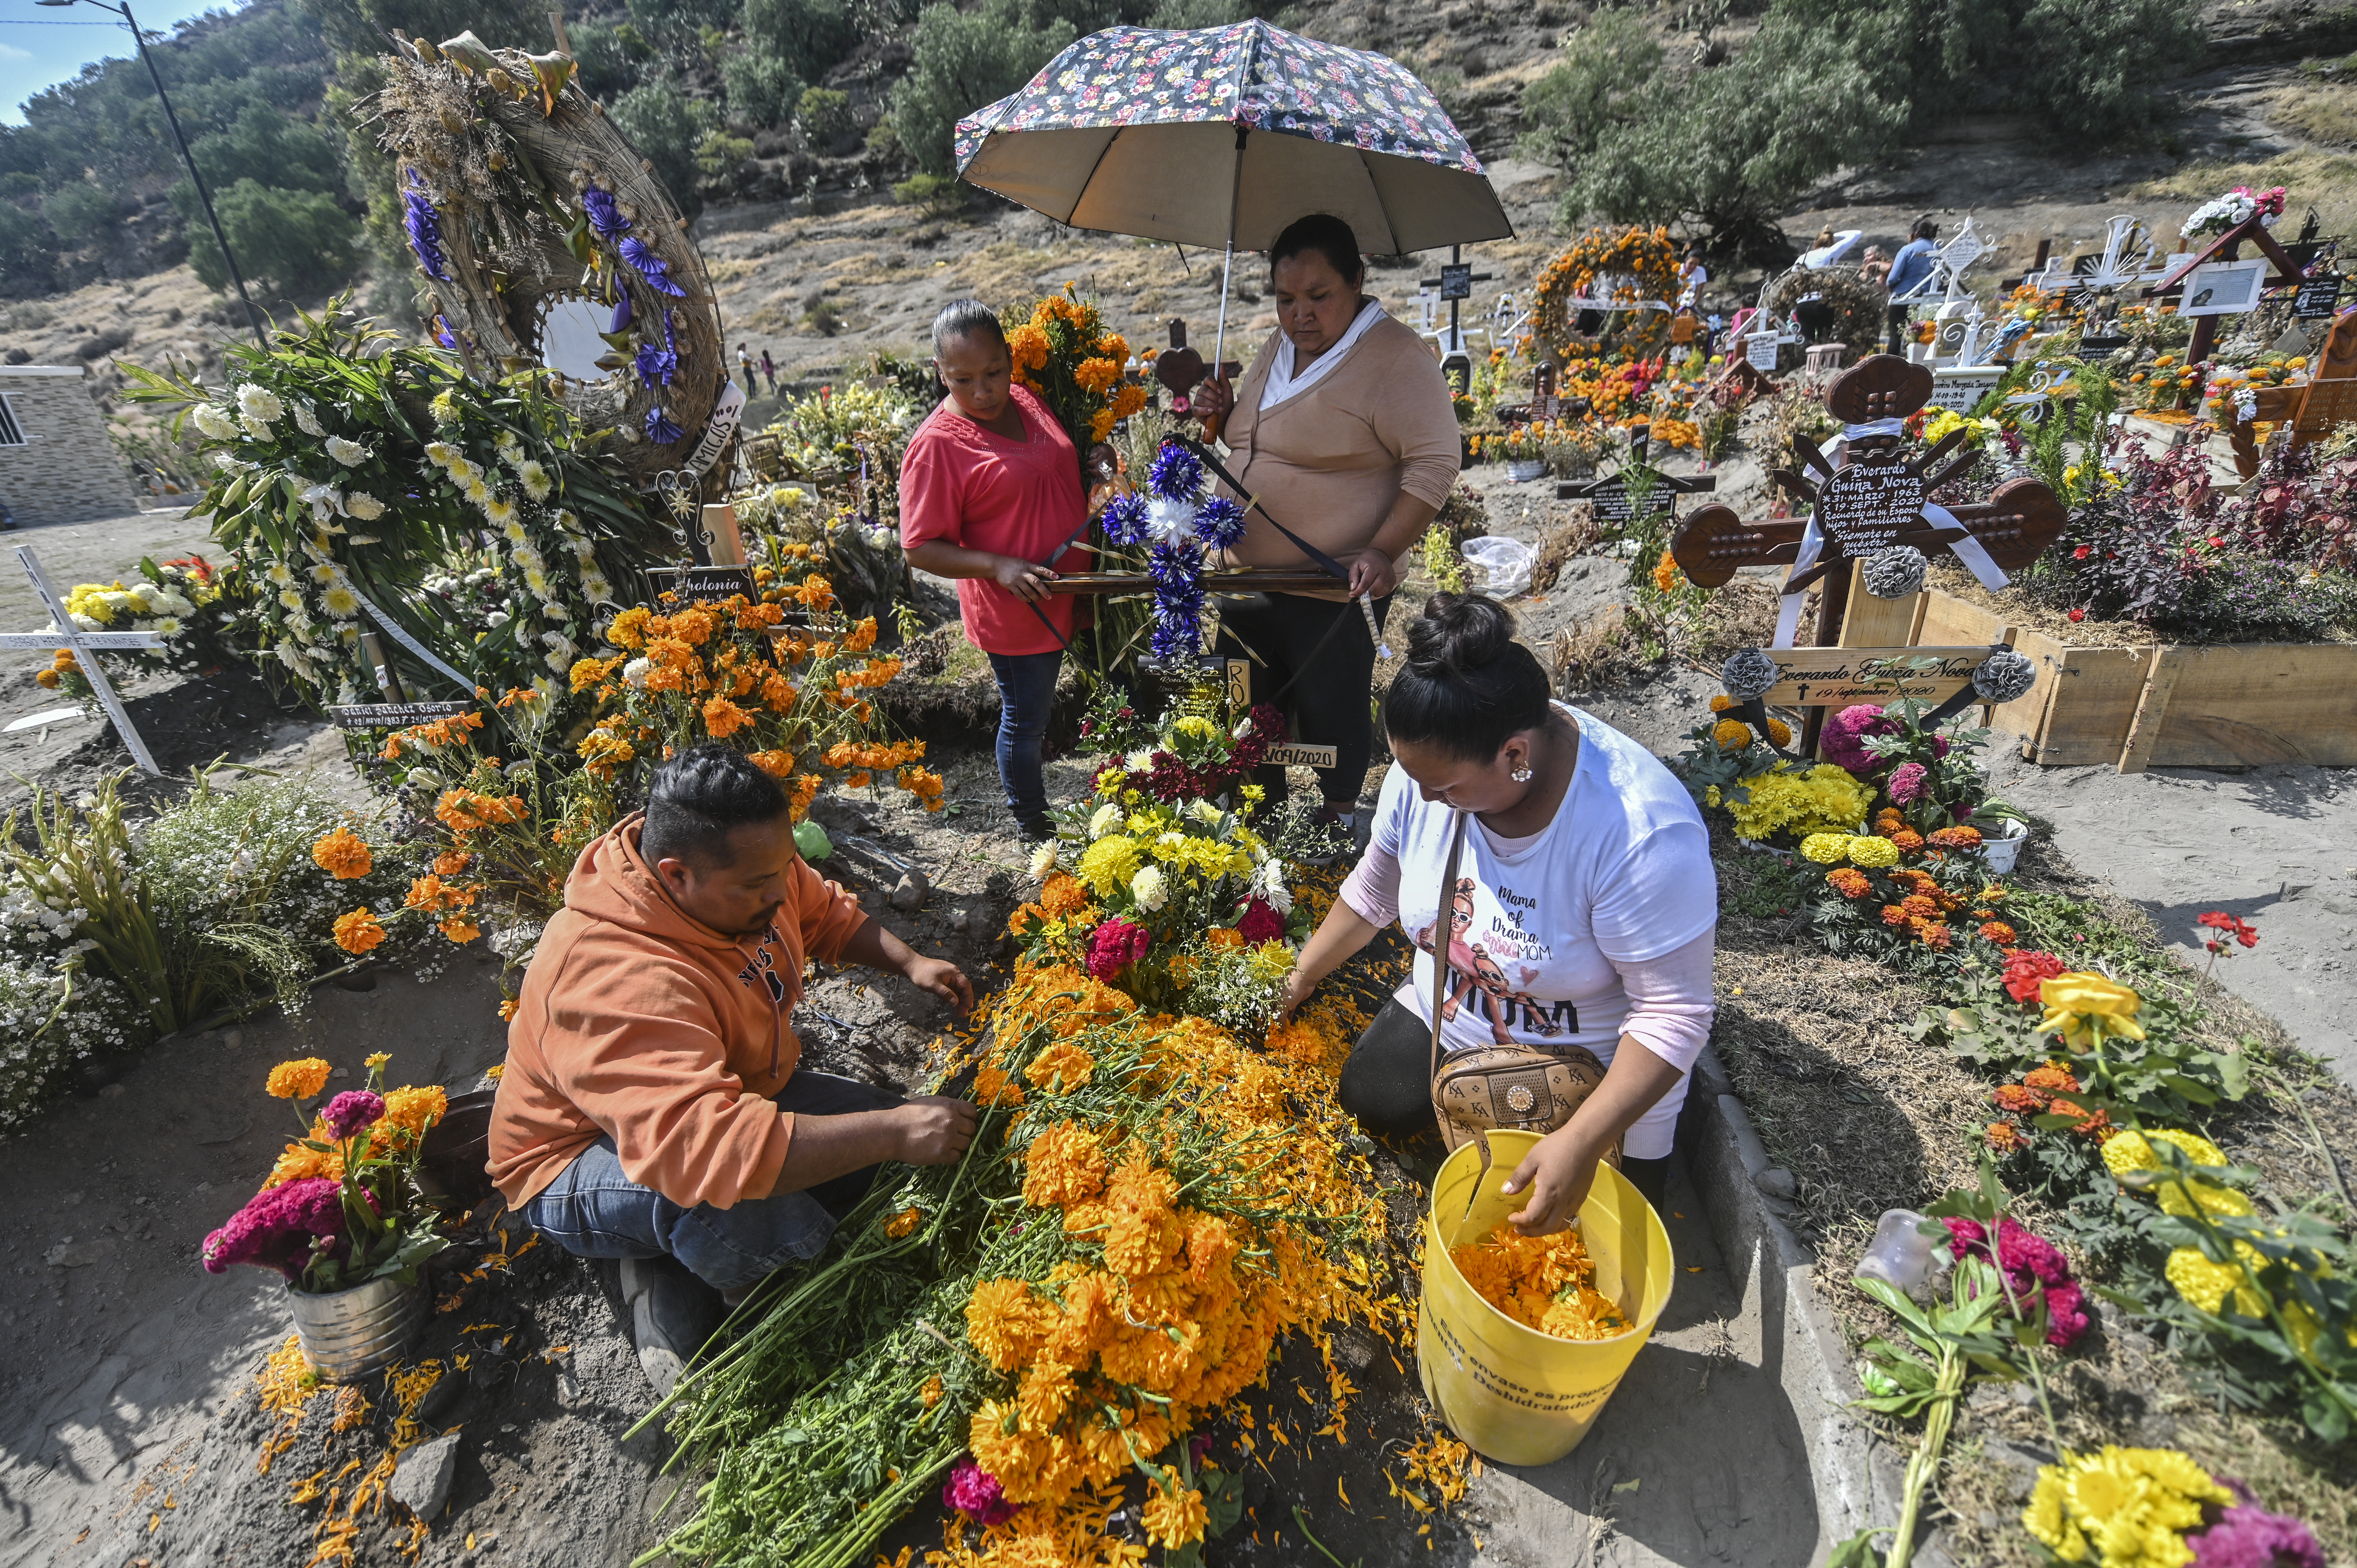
[286,1274,427,1383]
[1506,458,1546,483]
[1978,819,2028,874]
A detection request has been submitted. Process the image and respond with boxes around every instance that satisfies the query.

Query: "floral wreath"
[1531,225,1679,360]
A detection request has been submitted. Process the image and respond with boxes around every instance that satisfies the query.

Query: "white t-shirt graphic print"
[1377,705,1717,1063]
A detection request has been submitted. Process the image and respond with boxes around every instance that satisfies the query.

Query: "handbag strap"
[1428,810,1470,1085]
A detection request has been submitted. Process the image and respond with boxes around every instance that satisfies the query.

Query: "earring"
[1511,765,1534,782]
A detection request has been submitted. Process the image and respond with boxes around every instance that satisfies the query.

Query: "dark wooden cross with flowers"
[2142,202,2323,379]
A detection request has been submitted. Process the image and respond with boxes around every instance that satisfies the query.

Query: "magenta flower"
[2190,1483,2325,1568]
[1086,917,1151,981]
[943,1457,1018,1526]
[1887,762,1929,804]
[1236,897,1285,946]
[1820,705,1899,774]
[321,1089,385,1141]
[201,1177,352,1279]
[1943,1215,2088,1347]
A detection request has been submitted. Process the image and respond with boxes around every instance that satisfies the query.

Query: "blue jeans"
[987,648,1062,827]
[521,1071,903,1293]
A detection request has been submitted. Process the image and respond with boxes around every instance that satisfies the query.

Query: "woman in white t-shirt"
[1279,594,1718,1233]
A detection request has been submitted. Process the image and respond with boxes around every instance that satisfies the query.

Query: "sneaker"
[618,1255,724,1398]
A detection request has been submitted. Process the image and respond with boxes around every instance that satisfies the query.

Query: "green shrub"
[188,103,345,197]
[796,85,855,147]
[893,170,966,215]
[43,182,123,247]
[571,18,652,97]
[891,0,1074,174]
[610,80,711,219]
[741,0,857,82]
[182,180,362,300]
[723,47,806,126]
[698,129,758,178]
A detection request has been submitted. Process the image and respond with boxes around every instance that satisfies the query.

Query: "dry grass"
[2130,147,2357,243]
[2271,75,2357,148]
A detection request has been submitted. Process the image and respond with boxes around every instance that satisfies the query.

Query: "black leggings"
[1214,591,1391,808]
[1337,999,1672,1207]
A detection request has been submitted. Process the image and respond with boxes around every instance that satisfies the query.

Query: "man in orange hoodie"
[491,745,977,1393]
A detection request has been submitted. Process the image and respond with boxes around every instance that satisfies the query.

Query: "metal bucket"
[286,1275,427,1382]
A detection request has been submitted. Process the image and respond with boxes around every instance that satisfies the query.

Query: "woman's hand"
[990,555,1055,603]
[1343,546,1399,601]
[1500,1122,1611,1236]
[1190,377,1233,422]
[1278,966,1318,1021]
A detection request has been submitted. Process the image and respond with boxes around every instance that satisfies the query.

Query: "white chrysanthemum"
[1129,864,1168,913]
[553,508,578,530]
[1028,840,1057,880]
[151,616,185,636]
[484,497,519,527]
[1145,496,1198,545]
[325,436,369,466]
[321,585,360,620]
[240,413,276,441]
[463,477,490,505]
[622,657,652,688]
[511,546,541,572]
[1088,802,1124,840]
[1189,798,1224,826]
[517,460,552,500]
[191,404,237,441]
[1254,858,1293,914]
[68,612,102,632]
[275,642,311,672]
[344,491,384,521]
[544,649,573,673]
[309,561,343,585]
[235,385,285,424]
[523,568,551,597]
[567,537,598,563]
[423,441,461,468]
[276,588,306,613]
[484,610,511,629]
[348,535,379,547]
[581,573,615,603]
[1122,748,1154,772]
[336,622,360,643]
[292,401,325,438]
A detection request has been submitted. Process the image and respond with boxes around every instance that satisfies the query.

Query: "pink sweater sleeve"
[1338,839,1403,927]
[1614,928,1717,1075]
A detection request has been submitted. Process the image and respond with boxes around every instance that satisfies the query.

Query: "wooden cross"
[2141,207,2325,373]
[2221,303,2357,479]
[0,545,163,775]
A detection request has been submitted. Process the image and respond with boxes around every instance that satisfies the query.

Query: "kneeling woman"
[1279,594,1717,1232]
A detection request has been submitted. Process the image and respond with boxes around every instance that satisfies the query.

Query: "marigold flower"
[1025,1038,1096,1093]
[439,917,482,943]
[1141,1478,1209,1547]
[701,695,754,738]
[1800,832,1852,864]
[378,1085,447,1146]
[332,907,387,955]
[882,1206,922,1238]
[2101,1128,2252,1218]
[311,827,373,881]
[1985,1121,2023,1152]
[972,1064,1024,1107]
[1846,835,1900,869]
[267,1057,332,1100]
[1711,718,1753,750]
[498,998,520,1022]
[433,849,474,878]
[606,607,651,649]
[1827,867,1871,898]
[1979,920,2018,945]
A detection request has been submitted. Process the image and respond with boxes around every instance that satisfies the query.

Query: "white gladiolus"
[325,436,369,466]
[192,404,237,440]
[1129,864,1168,913]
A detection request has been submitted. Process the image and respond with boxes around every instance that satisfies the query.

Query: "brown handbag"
[1424,810,1622,1165]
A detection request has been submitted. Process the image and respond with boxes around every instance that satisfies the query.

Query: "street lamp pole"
[39,0,269,351]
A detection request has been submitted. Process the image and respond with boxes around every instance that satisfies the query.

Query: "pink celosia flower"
[201,1176,354,1279]
[2189,1481,2326,1568]
[943,1457,1018,1526]
[1944,1215,2088,1347]
[1820,705,1899,774]
[321,1089,385,1141]
[1887,762,1929,803]
[1085,917,1150,980]
[1236,897,1284,945]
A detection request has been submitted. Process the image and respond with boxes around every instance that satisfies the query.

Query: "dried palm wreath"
[365,33,740,512]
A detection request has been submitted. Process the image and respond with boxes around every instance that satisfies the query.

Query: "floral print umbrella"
[954,19,1511,261]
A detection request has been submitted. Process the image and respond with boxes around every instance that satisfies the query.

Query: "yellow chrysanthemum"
[1075,834,1142,899]
[2166,1244,2269,1319]
[2100,1129,2251,1217]
[1799,832,1853,864]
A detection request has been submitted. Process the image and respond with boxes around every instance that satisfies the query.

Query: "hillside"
[4,0,2357,494]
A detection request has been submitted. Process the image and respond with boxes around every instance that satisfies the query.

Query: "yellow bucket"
[1416,1130,1675,1466]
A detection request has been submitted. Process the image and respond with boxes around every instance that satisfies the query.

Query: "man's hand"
[904,954,974,1015]
[1344,546,1399,601]
[990,554,1055,603]
[1499,1124,1608,1237]
[892,1095,980,1165]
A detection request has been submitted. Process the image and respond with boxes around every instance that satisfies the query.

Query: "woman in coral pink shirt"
[899,300,1093,839]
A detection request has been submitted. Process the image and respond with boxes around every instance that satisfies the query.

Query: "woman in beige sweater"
[1193,213,1461,835]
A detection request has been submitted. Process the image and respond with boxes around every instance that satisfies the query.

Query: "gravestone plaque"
[2295,273,2344,320]
[1745,333,1781,372]
[647,565,759,602]
[2076,334,2131,357]
[1264,742,1339,769]
[1757,646,1993,708]
[1440,263,1474,301]
[327,700,475,729]
[1813,463,1925,556]
[1931,367,2003,410]
[1585,475,1664,524]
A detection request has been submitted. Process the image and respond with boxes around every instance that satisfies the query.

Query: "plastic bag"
[1460,535,1535,599]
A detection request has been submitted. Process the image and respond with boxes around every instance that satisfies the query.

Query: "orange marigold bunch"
[435,788,529,837]
[579,729,635,778]
[311,827,373,881]
[897,765,945,811]
[606,607,652,649]
[1827,867,1871,899]
[825,739,926,770]
[1448,1221,1629,1341]
[380,709,484,761]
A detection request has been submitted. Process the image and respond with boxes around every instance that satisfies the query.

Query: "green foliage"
[2011,0,2203,138]
[181,179,363,300]
[186,100,345,196]
[892,169,967,215]
[42,182,124,247]
[891,0,1074,174]
[610,80,713,218]
[796,84,855,146]
[569,19,654,99]
[741,0,857,83]
[697,129,757,178]
[722,46,805,127]
[295,0,553,63]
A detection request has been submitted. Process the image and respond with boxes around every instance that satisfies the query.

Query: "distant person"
[760,348,777,394]
[1887,218,1940,353]
[898,300,1095,841]
[1678,245,1708,308]
[738,343,758,396]
[1861,246,1892,287]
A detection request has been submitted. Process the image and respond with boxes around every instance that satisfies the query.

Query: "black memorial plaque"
[1813,463,1924,556]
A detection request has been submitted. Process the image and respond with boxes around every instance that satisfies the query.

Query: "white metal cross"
[0,544,163,775]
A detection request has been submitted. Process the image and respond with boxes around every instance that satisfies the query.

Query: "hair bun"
[1405,592,1515,679]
